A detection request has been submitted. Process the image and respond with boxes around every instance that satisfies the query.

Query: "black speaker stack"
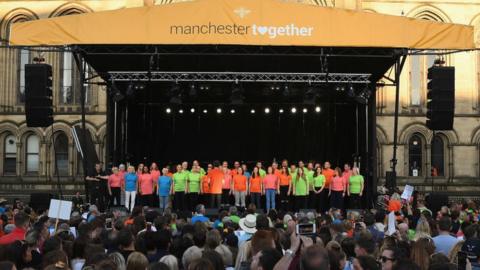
[426,66,455,131]
[25,63,53,127]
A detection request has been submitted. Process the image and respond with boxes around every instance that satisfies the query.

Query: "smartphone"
[105,218,112,229]
[458,251,467,270]
[296,223,316,235]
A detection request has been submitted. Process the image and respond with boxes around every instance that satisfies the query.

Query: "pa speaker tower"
[426,66,455,130]
[25,64,53,127]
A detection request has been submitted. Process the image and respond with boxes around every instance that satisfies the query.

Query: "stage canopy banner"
[8,0,475,49]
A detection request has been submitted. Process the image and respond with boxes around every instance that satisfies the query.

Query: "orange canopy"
[8,0,475,49]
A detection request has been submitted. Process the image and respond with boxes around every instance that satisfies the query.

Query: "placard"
[48,199,72,220]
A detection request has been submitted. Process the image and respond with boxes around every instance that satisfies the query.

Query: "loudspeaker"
[385,171,397,192]
[426,193,449,216]
[426,66,455,130]
[30,193,54,213]
[72,126,100,175]
[25,64,53,127]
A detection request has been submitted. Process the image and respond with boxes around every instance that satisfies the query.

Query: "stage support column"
[367,82,376,208]
[390,52,407,187]
[72,49,89,200]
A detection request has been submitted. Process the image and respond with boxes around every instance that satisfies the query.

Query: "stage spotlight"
[111,83,124,102]
[179,109,184,114]
[166,108,172,114]
[355,86,372,104]
[282,85,290,98]
[303,108,308,113]
[346,84,356,98]
[230,109,236,114]
[264,108,270,114]
[216,108,222,114]
[335,84,345,92]
[231,84,245,105]
[199,84,210,91]
[291,107,297,114]
[190,108,195,113]
[188,84,198,98]
[303,86,316,104]
[126,82,135,97]
[250,109,256,114]
[203,109,208,114]
[279,108,284,113]
[169,83,182,104]
[315,106,321,113]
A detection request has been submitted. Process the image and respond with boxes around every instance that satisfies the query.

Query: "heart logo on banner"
[257,26,268,35]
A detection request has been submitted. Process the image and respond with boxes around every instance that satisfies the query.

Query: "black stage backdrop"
[123,102,365,169]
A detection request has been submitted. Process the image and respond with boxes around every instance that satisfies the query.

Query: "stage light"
[216,108,222,114]
[335,84,345,92]
[264,108,270,114]
[203,109,208,114]
[190,108,195,113]
[291,107,297,114]
[303,108,308,113]
[231,84,245,105]
[355,86,372,104]
[282,85,290,98]
[179,109,184,114]
[250,109,256,114]
[199,85,210,91]
[303,86,316,104]
[126,82,135,97]
[230,109,236,114]
[346,84,356,98]
[166,108,172,114]
[188,83,197,99]
[279,109,284,113]
[169,83,182,104]
[315,106,321,113]
[111,83,124,102]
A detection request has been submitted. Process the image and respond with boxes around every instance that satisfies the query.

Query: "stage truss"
[107,71,371,84]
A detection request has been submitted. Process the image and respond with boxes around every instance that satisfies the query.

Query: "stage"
[7,0,475,206]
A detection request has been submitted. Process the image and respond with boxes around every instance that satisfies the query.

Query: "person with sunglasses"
[379,247,398,270]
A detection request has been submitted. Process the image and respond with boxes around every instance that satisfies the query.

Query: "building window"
[26,135,39,173]
[408,134,423,176]
[431,135,445,177]
[54,133,69,175]
[61,52,90,105]
[18,49,31,103]
[4,135,17,174]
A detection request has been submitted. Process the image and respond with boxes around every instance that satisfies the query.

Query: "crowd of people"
[0,186,478,270]
[85,159,365,214]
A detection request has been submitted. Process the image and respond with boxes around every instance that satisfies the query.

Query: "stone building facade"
[0,0,479,195]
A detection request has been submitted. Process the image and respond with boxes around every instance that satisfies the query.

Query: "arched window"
[54,133,69,175]
[408,134,423,176]
[26,134,39,173]
[431,135,445,177]
[4,134,17,174]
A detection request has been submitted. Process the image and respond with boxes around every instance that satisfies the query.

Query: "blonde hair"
[127,165,135,173]
[448,240,465,264]
[126,252,148,270]
[414,218,431,240]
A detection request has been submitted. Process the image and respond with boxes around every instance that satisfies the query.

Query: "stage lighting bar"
[109,71,371,84]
